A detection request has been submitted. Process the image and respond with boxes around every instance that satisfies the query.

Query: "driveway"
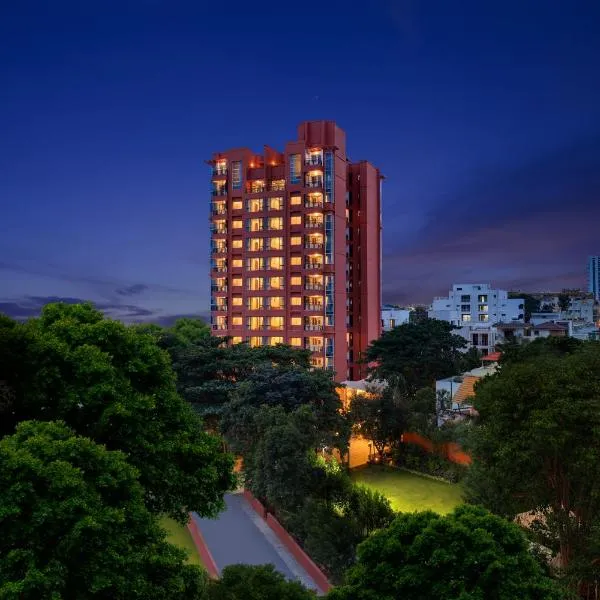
[192,493,323,594]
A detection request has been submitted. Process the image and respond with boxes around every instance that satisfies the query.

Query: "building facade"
[381,304,412,331]
[208,120,382,381]
[589,256,600,301]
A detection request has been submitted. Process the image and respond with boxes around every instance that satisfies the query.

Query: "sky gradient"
[1,0,599,323]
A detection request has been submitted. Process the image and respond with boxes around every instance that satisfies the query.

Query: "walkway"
[192,492,323,595]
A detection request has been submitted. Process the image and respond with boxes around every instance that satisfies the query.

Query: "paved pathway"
[192,492,322,594]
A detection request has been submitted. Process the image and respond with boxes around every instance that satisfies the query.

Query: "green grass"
[160,517,202,566]
[350,465,463,515]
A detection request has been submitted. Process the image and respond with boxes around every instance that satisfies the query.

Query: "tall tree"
[328,505,567,600]
[465,339,600,590]
[0,420,208,600]
[366,319,468,393]
[0,303,234,522]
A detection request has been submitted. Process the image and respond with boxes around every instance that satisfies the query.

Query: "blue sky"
[1,0,599,322]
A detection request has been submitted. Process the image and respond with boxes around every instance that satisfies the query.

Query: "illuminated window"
[478,314,489,322]
[249,218,264,232]
[269,197,283,210]
[269,297,284,309]
[247,277,264,290]
[232,200,243,210]
[232,277,243,287]
[250,180,265,193]
[248,316,264,330]
[461,314,472,322]
[291,317,302,326]
[291,256,302,266]
[270,317,284,330]
[269,256,284,270]
[248,198,264,212]
[232,296,243,306]
[270,180,285,191]
[247,257,265,271]
[478,305,488,312]
[291,296,302,306]
[290,337,302,346]
[268,237,284,250]
[249,336,263,348]
[232,238,243,249]
[232,336,243,344]
[269,277,284,290]
[269,336,284,345]
[269,217,283,230]
[290,276,302,286]
[232,219,243,229]
[247,238,264,251]
[290,215,302,225]
[232,317,243,326]
[290,236,302,246]
[290,194,302,205]
[247,297,264,310]
[232,258,243,268]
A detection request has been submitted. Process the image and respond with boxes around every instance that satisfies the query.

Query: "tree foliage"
[465,339,600,587]
[366,319,471,392]
[0,303,234,522]
[0,420,208,600]
[206,564,316,600]
[328,505,567,600]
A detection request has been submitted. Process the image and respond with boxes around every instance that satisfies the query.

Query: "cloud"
[115,283,149,297]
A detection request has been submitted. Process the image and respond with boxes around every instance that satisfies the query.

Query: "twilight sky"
[1,0,599,323]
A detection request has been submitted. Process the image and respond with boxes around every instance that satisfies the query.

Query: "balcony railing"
[269,181,286,191]
[305,155,323,166]
[304,263,323,270]
[304,283,324,290]
[212,167,228,176]
[307,344,323,352]
[211,188,227,196]
[211,207,227,215]
[212,324,228,330]
[211,286,228,293]
[305,179,323,188]
[268,324,284,331]
[304,199,323,208]
[305,221,323,229]
[305,324,324,331]
[304,242,323,249]
[211,228,227,235]
[304,304,324,312]
[247,184,266,194]
[212,304,228,311]
[212,266,227,273]
[211,246,227,254]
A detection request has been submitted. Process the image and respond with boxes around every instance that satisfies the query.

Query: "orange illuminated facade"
[208,120,381,380]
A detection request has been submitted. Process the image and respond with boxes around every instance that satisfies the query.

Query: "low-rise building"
[495,321,570,343]
[381,304,412,331]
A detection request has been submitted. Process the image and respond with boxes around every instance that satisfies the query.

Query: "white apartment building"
[429,284,524,355]
[381,304,412,331]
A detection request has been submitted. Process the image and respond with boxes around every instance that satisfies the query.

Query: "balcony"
[307,344,323,352]
[211,285,228,293]
[212,324,228,330]
[304,198,323,208]
[305,178,323,189]
[211,246,227,254]
[212,304,228,312]
[305,154,323,166]
[304,263,323,270]
[211,227,227,235]
[211,187,227,197]
[304,324,324,331]
[304,242,323,249]
[305,220,323,229]
[304,283,324,291]
[304,304,324,312]
[269,180,286,191]
[211,206,227,215]
[212,266,228,273]
[247,182,266,194]
[212,167,228,176]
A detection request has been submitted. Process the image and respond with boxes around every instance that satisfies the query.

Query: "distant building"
[589,256,600,301]
[495,321,570,343]
[381,304,412,331]
[429,284,523,355]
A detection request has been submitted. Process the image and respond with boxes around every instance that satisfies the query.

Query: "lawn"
[160,517,202,566]
[350,465,463,514]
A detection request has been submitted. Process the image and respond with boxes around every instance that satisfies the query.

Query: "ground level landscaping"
[160,517,202,566]
[350,465,463,514]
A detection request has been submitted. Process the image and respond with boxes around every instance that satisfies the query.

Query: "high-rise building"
[589,256,600,301]
[208,120,382,380]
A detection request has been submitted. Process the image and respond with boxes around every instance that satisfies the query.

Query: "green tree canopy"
[366,319,473,392]
[465,339,600,587]
[328,505,566,600]
[0,420,208,600]
[206,564,316,600]
[0,303,234,522]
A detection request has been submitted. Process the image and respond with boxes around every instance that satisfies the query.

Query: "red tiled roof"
[482,351,501,362]
[535,323,567,331]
